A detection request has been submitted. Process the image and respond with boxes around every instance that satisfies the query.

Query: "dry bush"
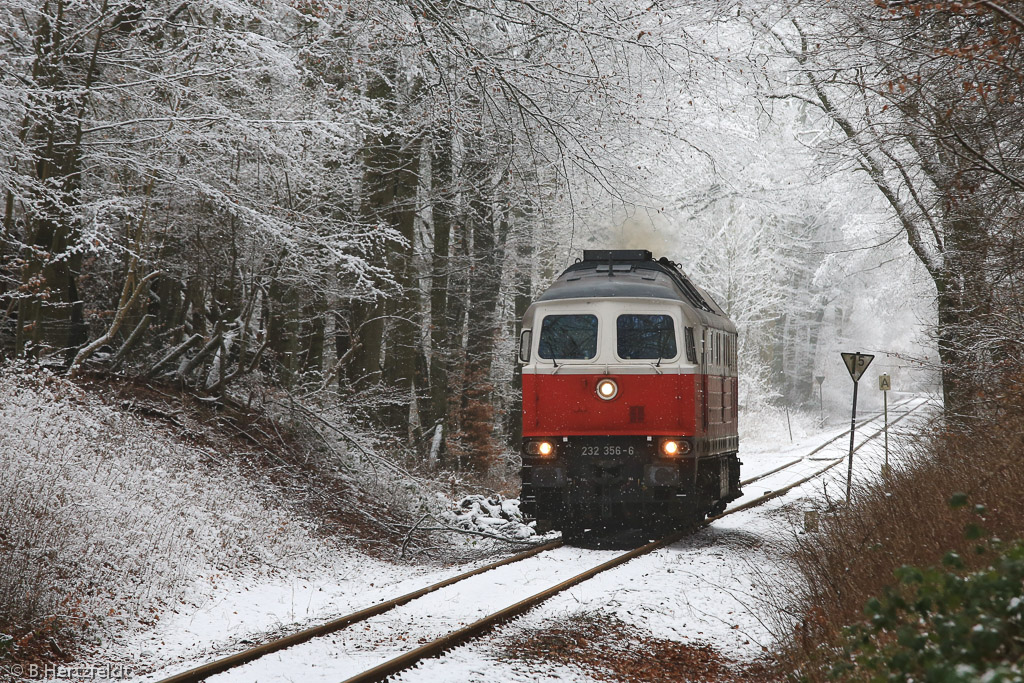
[775,377,1024,680]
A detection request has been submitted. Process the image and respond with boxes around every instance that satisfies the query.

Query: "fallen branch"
[401,513,431,560]
[206,335,270,395]
[397,517,541,546]
[145,333,201,379]
[175,331,223,382]
[109,313,152,370]
[70,271,160,375]
[280,397,431,486]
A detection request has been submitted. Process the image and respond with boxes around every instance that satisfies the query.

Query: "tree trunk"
[267,278,300,383]
[299,302,326,382]
[935,194,990,415]
[507,189,536,446]
[14,4,88,363]
[428,128,454,442]
[444,197,471,468]
[381,136,421,434]
[460,156,505,471]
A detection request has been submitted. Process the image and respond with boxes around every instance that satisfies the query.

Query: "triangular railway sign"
[841,352,874,382]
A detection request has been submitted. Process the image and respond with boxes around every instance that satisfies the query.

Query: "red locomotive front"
[518,250,741,538]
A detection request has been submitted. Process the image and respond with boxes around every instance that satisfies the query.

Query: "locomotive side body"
[518,250,741,535]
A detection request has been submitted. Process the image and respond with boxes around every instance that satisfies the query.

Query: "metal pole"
[818,384,824,425]
[883,389,889,471]
[846,379,859,503]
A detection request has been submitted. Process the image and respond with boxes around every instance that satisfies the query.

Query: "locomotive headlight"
[526,440,556,457]
[596,378,618,400]
[660,439,691,458]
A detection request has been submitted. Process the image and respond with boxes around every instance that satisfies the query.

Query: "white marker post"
[879,373,891,474]
[841,352,874,504]
[815,374,825,426]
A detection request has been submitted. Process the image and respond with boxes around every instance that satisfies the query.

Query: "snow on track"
[188,546,623,683]
[398,398,936,682]
[136,398,936,683]
[126,559,474,681]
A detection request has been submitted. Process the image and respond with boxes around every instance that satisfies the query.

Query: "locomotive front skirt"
[518,250,742,536]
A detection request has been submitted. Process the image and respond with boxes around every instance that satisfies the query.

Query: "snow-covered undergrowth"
[440,495,536,541]
[0,364,542,671]
[276,399,541,553]
[739,403,822,453]
[0,365,340,659]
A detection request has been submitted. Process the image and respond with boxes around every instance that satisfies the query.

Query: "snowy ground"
[0,368,467,678]
[121,395,936,683]
[398,396,937,683]
[0,366,551,681]
[123,497,541,679]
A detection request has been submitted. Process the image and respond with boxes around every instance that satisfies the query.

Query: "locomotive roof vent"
[569,249,715,313]
[582,249,653,262]
[595,264,634,273]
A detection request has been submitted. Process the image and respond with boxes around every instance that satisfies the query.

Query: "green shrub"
[832,527,1024,682]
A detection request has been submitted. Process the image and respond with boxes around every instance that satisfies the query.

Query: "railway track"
[740,396,917,487]
[155,539,565,683]
[338,398,930,683]
[155,397,930,683]
[723,397,928,515]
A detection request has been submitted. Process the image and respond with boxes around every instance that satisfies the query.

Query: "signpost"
[815,375,825,426]
[841,352,874,503]
[879,373,891,473]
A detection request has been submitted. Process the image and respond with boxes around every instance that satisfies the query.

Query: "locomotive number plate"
[580,445,636,457]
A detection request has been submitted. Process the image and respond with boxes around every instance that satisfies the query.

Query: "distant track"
[721,398,928,517]
[740,397,916,487]
[155,397,930,683]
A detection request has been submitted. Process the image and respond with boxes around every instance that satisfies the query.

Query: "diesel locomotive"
[518,249,742,537]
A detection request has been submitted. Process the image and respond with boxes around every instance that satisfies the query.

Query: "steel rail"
[338,528,695,683]
[154,539,563,683]
[717,399,928,518]
[157,398,929,683]
[339,400,932,683]
[740,397,916,486]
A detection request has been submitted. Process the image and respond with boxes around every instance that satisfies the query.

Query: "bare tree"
[759,0,1024,412]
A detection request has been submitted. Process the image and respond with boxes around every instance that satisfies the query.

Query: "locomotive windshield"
[538,314,598,360]
[616,314,677,360]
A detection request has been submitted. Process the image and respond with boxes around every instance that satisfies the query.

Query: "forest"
[2,0,1022,472]
[3,0,1024,679]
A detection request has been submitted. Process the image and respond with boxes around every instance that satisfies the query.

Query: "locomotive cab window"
[684,327,697,363]
[616,314,677,360]
[538,314,598,360]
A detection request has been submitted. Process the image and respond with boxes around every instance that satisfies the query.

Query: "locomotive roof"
[535,250,736,332]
